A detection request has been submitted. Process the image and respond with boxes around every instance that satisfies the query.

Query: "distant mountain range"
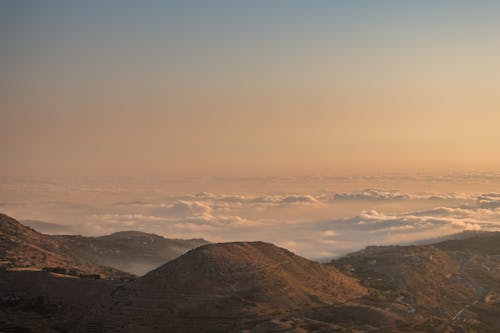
[1,212,500,332]
[0,213,129,279]
[54,231,209,275]
[21,219,77,235]
[1,213,209,276]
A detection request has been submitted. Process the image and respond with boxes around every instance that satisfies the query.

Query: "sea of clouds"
[2,175,500,260]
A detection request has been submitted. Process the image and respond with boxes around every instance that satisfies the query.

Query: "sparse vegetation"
[2,213,500,332]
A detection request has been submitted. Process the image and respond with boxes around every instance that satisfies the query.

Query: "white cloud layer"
[3,179,500,260]
[331,189,471,201]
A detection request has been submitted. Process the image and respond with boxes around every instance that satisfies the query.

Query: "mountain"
[21,219,76,234]
[2,213,500,332]
[54,231,209,275]
[0,213,128,279]
[329,233,500,332]
[105,242,369,332]
[1,213,209,276]
[331,245,472,313]
[435,231,500,254]
[409,230,495,246]
[1,241,374,332]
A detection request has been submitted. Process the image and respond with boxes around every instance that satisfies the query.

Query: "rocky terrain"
[2,212,500,332]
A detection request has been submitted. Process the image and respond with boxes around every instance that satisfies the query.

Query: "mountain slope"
[330,234,500,332]
[21,219,76,234]
[54,231,209,275]
[0,213,129,279]
[0,268,117,333]
[106,242,368,332]
[4,234,500,332]
[4,212,500,332]
[331,245,472,313]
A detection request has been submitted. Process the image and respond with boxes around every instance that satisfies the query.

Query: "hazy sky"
[2,1,500,179]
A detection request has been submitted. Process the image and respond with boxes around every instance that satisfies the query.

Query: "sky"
[2,1,500,179]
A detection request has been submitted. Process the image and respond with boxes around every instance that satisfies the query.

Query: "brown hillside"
[54,231,209,276]
[107,241,367,332]
[0,213,129,279]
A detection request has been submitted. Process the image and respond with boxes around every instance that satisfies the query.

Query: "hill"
[1,213,210,276]
[55,231,209,276]
[105,242,370,332]
[3,213,500,332]
[0,213,128,279]
[21,219,76,234]
[330,233,500,332]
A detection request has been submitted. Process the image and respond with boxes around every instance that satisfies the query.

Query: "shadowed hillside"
[0,269,117,332]
[2,212,500,332]
[55,231,209,275]
[0,213,129,279]
[105,242,368,332]
[1,213,209,276]
[330,235,500,332]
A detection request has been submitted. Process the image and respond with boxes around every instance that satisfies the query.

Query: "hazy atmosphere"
[2,1,500,179]
[2,1,500,258]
